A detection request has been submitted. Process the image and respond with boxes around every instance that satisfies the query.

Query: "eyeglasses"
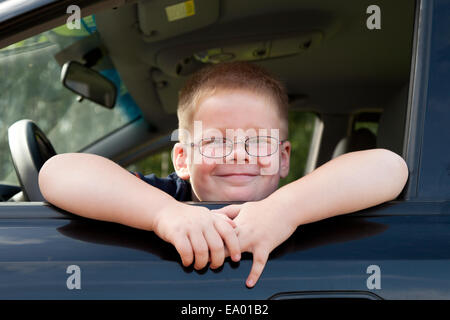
[189,136,287,158]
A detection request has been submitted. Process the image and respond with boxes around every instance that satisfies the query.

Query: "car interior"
[1,0,416,203]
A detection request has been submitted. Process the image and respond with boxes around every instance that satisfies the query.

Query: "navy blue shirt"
[130,171,192,201]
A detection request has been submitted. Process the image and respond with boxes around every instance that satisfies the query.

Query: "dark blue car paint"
[0,0,449,299]
[0,199,449,299]
[416,1,450,200]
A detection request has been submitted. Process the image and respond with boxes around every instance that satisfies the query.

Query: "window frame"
[0,0,429,209]
[402,0,432,201]
[0,0,126,49]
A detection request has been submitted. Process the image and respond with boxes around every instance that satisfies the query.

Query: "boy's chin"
[212,187,266,202]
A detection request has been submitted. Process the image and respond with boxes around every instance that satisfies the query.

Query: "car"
[0,0,449,302]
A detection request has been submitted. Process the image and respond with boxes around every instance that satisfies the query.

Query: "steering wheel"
[8,119,57,201]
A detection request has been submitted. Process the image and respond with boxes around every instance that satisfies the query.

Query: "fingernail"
[233,254,241,261]
[246,279,254,287]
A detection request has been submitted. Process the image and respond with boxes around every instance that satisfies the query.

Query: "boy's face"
[173,88,291,201]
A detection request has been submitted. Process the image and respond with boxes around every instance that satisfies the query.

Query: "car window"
[127,148,175,179]
[127,111,317,187]
[281,111,317,186]
[0,15,142,185]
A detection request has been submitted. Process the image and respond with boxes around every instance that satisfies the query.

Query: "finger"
[212,211,237,228]
[224,247,230,258]
[212,204,241,219]
[188,231,209,270]
[246,250,269,288]
[203,228,225,269]
[214,219,241,262]
[173,235,194,267]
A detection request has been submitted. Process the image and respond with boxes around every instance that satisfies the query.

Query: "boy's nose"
[228,141,249,164]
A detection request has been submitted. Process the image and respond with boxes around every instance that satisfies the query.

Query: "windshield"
[0,15,142,184]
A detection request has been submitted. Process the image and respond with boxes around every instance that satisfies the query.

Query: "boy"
[38,62,409,288]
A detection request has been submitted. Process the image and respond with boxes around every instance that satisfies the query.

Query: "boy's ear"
[172,142,190,180]
[279,140,291,178]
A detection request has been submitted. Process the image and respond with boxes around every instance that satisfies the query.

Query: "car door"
[0,0,449,300]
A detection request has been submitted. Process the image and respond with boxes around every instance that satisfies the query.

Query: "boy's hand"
[215,201,298,288]
[152,202,241,270]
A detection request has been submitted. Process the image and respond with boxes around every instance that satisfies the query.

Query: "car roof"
[93,0,414,131]
[0,0,416,164]
[0,0,415,124]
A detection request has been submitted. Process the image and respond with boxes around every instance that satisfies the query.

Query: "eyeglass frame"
[187,136,288,158]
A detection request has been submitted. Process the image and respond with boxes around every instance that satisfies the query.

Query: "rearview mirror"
[61,61,117,109]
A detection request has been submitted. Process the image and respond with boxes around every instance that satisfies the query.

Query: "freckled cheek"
[202,155,224,166]
[266,176,281,194]
[257,156,271,167]
[257,152,280,166]
[190,161,217,185]
[257,153,281,176]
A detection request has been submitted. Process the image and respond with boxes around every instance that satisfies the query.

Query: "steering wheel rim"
[8,119,57,201]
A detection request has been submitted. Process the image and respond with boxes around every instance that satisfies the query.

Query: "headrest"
[332,128,377,159]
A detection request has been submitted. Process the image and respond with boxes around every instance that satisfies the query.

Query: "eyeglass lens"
[199,137,278,158]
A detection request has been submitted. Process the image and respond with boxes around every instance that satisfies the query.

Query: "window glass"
[127,149,175,178]
[0,15,142,184]
[280,111,316,187]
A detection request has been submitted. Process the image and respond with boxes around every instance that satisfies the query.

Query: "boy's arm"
[271,148,409,227]
[38,153,241,269]
[217,148,409,287]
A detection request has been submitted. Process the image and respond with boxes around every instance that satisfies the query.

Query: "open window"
[0,0,417,202]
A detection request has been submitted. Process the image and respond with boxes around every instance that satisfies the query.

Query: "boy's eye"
[200,137,230,158]
[246,137,278,156]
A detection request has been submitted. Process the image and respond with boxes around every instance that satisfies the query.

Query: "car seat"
[332,127,377,159]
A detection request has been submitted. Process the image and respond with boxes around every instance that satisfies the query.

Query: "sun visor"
[138,0,220,42]
[53,33,112,70]
[156,30,324,77]
[154,10,336,77]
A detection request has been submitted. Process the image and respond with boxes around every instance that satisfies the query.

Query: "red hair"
[177,61,289,139]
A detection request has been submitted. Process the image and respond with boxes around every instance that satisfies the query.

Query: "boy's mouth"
[215,173,258,184]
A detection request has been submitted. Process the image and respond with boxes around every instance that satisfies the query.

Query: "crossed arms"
[38,148,408,288]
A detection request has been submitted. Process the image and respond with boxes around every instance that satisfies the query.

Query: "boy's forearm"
[38,153,179,231]
[266,148,409,227]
